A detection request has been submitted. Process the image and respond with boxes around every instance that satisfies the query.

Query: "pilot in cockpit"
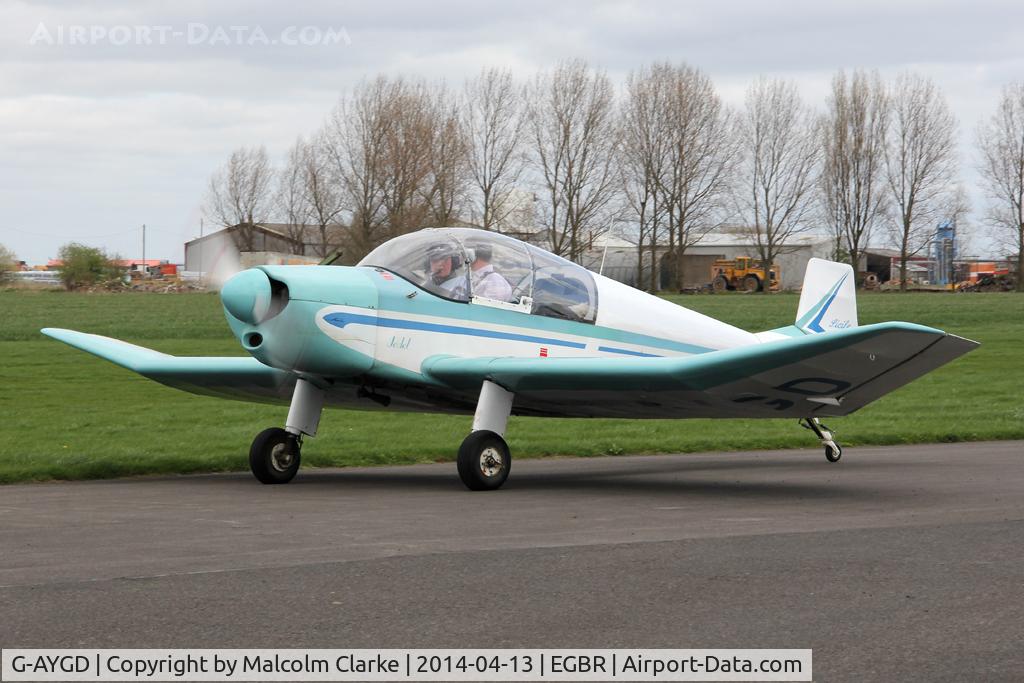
[426,242,467,297]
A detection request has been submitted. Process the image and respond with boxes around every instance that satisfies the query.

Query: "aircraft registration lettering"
[730,376,852,411]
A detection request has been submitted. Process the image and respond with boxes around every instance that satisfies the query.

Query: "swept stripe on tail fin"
[796,259,858,334]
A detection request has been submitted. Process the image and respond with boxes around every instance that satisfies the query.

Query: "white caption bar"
[1,649,811,681]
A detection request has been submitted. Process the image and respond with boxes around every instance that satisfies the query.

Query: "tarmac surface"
[1,441,1022,681]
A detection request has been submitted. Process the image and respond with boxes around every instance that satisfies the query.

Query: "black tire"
[457,430,511,491]
[743,274,761,292]
[712,276,729,292]
[249,427,301,484]
[825,443,842,463]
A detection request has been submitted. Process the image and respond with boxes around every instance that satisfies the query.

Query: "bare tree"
[378,79,436,236]
[977,82,1024,291]
[300,133,346,257]
[621,63,672,290]
[528,59,622,261]
[738,77,821,292]
[0,243,17,278]
[324,77,393,257]
[464,68,526,231]
[203,146,274,251]
[821,70,889,281]
[659,63,738,290]
[424,87,470,226]
[277,137,312,251]
[325,77,472,259]
[885,73,958,290]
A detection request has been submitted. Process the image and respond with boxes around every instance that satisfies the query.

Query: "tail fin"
[795,258,857,334]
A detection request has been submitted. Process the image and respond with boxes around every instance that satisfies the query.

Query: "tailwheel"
[457,430,511,491]
[800,417,843,464]
[249,427,301,484]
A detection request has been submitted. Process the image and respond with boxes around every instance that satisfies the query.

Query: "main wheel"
[743,274,761,292]
[712,276,729,292]
[825,443,842,462]
[457,430,511,491]
[249,427,301,484]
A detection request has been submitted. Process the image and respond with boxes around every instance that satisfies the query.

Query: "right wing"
[423,322,978,419]
[42,328,296,403]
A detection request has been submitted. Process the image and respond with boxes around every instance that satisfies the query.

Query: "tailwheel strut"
[800,417,842,462]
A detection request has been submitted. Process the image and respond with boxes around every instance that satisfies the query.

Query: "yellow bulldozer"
[710,256,780,292]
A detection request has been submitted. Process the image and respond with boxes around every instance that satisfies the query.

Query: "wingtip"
[40,327,83,342]
[946,333,981,352]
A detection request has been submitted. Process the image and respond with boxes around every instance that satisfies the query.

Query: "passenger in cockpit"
[466,243,513,302]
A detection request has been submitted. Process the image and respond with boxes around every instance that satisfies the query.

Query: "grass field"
[1,288,1021,483]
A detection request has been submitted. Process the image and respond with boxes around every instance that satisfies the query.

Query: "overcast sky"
[2,0,1022,264]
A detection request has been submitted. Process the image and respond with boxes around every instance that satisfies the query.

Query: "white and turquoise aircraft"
[43,227,977,490]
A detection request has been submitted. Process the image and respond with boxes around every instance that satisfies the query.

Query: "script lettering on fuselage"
[387,335,412,350]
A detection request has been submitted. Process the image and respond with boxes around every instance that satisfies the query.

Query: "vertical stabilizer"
[795,258,858,334]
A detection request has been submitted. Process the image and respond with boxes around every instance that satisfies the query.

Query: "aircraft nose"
[220,268,272,324]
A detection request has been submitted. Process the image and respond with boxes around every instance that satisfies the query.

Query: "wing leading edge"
[41,328,296,403]
[422,322,978,419]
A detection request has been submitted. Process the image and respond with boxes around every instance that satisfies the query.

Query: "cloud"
[2,0,1022,263]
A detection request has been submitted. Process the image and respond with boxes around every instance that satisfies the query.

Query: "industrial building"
[581,231,835,291]
[183,223,337,274]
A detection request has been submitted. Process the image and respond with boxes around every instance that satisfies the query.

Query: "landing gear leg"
[249,378,325,484]
[800,417,842,462]
[458,381,514,491]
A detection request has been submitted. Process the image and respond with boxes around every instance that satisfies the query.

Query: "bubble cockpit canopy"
[358,228,598,324]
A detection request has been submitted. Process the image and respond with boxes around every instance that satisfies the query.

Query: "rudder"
[795,258,857,334]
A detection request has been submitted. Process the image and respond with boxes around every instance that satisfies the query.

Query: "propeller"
[204,238,243,291]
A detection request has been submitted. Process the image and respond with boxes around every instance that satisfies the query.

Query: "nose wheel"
[457,430,511,490]
[247,378,323,484]
[249,427,302,484]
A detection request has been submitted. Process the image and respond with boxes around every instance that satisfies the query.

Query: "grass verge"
[1,289,1020,483]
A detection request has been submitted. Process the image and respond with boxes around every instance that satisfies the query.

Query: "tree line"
[204,61,1024,292]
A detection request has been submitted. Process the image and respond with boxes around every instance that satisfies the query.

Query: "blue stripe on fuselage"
[324,312,588,349]
[597,345,661,358]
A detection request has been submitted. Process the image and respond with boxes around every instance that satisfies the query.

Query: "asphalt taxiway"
[1,441,1022,680]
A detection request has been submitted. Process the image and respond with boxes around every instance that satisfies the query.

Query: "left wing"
[42,328,296,403]
[422,322,978,419]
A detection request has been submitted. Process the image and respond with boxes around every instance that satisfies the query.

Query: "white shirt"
[471,263,513,302]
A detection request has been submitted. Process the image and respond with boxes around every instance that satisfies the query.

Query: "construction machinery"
[710,257,780,292]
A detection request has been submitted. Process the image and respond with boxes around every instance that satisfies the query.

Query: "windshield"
[359,228,597,323]
[359,230,471,301]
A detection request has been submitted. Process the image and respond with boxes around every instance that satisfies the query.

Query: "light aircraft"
[43,227,978,490]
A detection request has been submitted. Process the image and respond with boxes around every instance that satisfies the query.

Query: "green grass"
[1,288,1021,483]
